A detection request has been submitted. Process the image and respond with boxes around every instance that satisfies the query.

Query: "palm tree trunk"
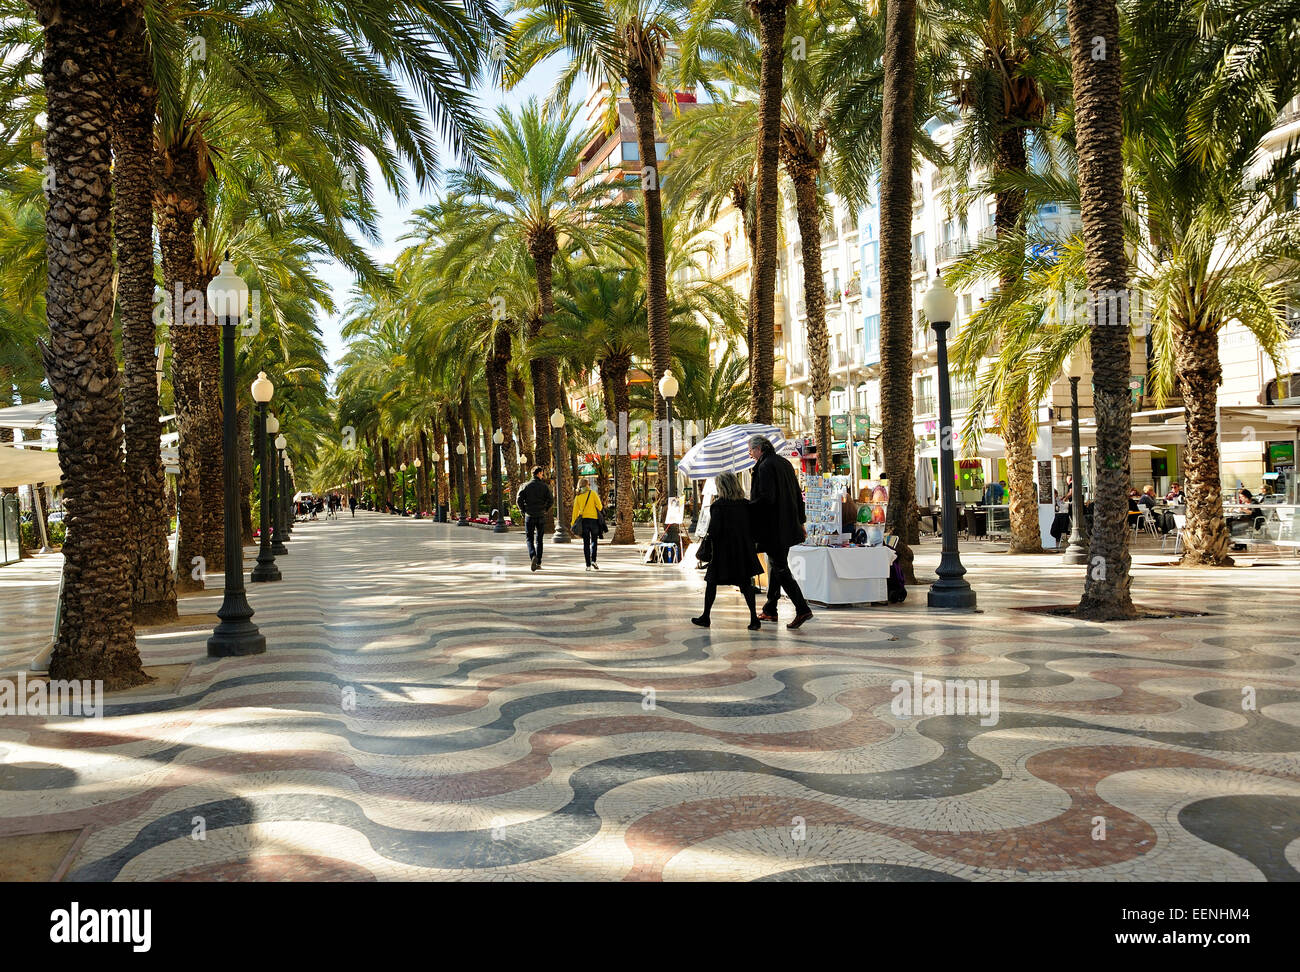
[237,402,254,544]
[1068,0,1137,618]
[994,126,1043,553]
[1175,324,1233,565]
[381,437,393,511]
[38,0,147,688]
[460,392,478,516]
[527,323,552,470]
[1004,399,1042,553]
[432,423,447,511]
[493,326,520,495]
[624,43,672,510]
[155,139,214,587]
[512,372,533,465]
[417,428,432,515]
[879,0,918,583]
[789,157,832,467]
[747,0,792,425]
[608,358,636,544]
[113,1,176,622]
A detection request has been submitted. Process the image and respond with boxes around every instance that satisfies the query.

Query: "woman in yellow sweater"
[571,477,605,570]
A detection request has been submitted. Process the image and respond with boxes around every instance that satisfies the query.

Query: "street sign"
[853,414,871,438]
[831,414,850,440]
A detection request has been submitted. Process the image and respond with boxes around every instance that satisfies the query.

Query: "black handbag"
[596,510,607,537]
[695,533,713,565]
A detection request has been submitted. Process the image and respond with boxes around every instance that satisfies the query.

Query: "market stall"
[788,544,896,605]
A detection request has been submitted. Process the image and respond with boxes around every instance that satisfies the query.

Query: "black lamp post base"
[207,598,265,657]
[250,561,281,582]
[272,541,288,556]
[493,520,508,533]
[457,517,469,526]
[927,581,978,609]
[552,528,571,543]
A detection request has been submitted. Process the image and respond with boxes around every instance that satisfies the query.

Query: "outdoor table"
[965,507,988,538]
[787,544,896,606]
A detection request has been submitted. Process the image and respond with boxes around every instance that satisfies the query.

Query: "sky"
[315,60,570,384]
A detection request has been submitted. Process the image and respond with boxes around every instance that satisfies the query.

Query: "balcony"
[860,340,879,367]
[935,237,970,265]
[824,282,841,304]
[911,254,928,277]
[795,298,806,318]
[915,394,938,417]
[787,360,807,381]
[977,225,998,243]
[845,276,862,299]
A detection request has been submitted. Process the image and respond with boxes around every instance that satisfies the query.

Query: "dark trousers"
[580,518,599,565]
[525,514,545,562]
[763,545,810,616]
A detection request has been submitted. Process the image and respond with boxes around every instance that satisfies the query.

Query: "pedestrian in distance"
[571,477,604,570]
[348,494,357,517]
[748,435,814,629]
[692,472,763,630]
[516,466,554,571]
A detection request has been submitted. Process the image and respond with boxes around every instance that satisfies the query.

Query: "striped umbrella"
[678,423,791,479]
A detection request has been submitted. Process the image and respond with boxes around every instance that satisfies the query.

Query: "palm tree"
[435,101,633,474]
[1125,0,1300,566]
[541,259,705,541]
[936,0,1070,554]
[28,0,147,688]
[509,0,685,503]
[878,0,920,583]
[1065,0,1135,618]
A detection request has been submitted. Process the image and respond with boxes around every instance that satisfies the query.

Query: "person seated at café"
[1229,489,1264,547]
[981,480,1004,505]
[1138,484,1174,534]
[1165,481,1184,505]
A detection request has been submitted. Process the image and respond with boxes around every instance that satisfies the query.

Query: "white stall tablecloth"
[788,545,895,605]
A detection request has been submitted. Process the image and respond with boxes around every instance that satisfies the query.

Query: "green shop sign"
[831,414,850,439]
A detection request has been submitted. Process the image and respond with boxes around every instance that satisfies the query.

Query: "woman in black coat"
[692,472,763,630]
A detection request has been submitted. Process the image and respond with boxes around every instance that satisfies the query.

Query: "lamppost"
[923,277,977,610]
[276,433,291,542]
[455,442,469,525]
[399,462,408,515]
[387,466,396,513]
[249,372,280,582]
[551,408,571,543]
[1063,352,1090,564]
[206,258,265,656]
[814,395,831,475]
[658,371,679,545]
[413,458,423,518]
[493,428,507,533]
[265,414,287,555]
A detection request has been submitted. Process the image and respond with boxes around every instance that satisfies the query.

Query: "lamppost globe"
[493,429,504,445]
[399,462,406,472]
[814,396,831,418]
[275,433,286,452]
[922,275,958,325]
[206,258,250,321]
[413,458,421,468]
[550,408,565,429]
[658,370,678,400]
[265,413,279,435]
[250,371,274,404]
[456,443,466,455]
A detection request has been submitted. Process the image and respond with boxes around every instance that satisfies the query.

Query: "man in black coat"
[748,436,813,629]
[516,466,554,571]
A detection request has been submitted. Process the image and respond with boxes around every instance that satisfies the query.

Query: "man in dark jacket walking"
[748,436,813,629]
[516,466,554,570]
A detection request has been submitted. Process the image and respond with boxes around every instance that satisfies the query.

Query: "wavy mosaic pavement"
[2,514,1299,881]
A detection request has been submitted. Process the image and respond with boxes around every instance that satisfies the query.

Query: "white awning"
[0,401,56,430]
[0,444,62,488]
